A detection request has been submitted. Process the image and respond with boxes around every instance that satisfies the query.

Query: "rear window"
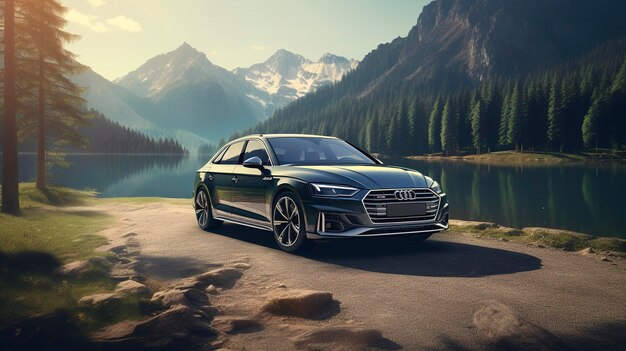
[217,141,245,164]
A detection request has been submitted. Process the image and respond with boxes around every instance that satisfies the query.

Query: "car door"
[206,141,244,217]
[230,139,274,227]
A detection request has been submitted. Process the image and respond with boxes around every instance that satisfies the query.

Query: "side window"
[219,141,245,165]
[242,140,271,166]
[211,147,228,164]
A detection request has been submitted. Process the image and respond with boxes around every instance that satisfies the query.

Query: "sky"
[61,0,431,81]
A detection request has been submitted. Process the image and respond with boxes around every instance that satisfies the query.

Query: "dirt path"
[92,201,626,350]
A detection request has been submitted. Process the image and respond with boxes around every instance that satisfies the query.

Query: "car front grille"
[363,188,440,224]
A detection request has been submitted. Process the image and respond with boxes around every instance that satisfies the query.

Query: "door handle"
[231,175,239,183]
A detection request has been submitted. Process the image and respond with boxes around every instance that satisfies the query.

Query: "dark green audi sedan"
[193,134,449,253]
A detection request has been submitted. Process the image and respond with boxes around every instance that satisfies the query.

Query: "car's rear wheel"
[195,188,222,231]
[272,192,309,253]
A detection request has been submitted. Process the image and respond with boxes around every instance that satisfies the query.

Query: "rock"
[292,327,401,350]
[88,256,111,268]
[261,289,339,319]
[172,277,207,290]
[151,288,209,308]
[196,268,243,288]
[231,262,251,270]
[474,301,568,351]
[93,304,217,349]
[55,260,90,277]
[109,261,140,281]
[215,317,263,334]
[601,256,612,262]
[115,280,149,295]
[78,293,121,309]
[206,285,219,295]
[578,247,594,256]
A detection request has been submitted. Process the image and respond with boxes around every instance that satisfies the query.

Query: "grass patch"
[0,183,145,330]
[450,222,626,253]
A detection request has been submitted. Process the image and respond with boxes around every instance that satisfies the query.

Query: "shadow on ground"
[425,321,626,351]
[210,224,542,278]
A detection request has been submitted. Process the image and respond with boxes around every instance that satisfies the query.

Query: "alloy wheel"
[195,190,209,227]
[273,196,300,247]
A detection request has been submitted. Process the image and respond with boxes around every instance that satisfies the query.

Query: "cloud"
[248,45,270,51]
[66,8,110,32]
[86,0,106,7]
[106,16,143,32]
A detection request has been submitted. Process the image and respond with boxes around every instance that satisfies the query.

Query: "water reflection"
[389,158,626,238]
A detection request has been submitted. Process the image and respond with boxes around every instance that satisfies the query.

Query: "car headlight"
[430,180,442,194]
[310,183,359,197]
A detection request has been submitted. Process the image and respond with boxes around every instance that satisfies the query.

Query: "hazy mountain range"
[73,44,358,150]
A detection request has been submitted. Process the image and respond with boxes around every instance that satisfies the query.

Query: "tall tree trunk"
[36,60,47,191]
[2,0,20,214]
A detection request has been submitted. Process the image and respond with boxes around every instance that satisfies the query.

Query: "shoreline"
[400,150,626,166]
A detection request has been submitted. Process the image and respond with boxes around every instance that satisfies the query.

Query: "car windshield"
[267,137,376,166]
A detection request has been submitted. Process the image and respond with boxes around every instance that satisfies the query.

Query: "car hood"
[275,164,430,189]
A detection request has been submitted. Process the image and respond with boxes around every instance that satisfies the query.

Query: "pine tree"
[440,99,457,155]
[16,0,89,191]
[582,93,603,151]
[470,99,482,154]
[2,0,21,214]
[428,98,442,153]
[498,92,511,147]
[507,81,523,151]
[547,78,563,151]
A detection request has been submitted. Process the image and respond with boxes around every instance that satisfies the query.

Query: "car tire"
[195,188,223,231]
[272,191,311,253]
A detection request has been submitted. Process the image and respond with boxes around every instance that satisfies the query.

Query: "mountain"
[233,49,358,105]
[71,66,211,151]
[240,0,626,154]
[72,68,157,130]
[115,43,272,141]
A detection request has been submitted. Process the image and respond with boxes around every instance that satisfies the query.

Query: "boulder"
[231,262,251,270]
[293,327,401,350]
[55,261,90,277]
[78,293,121,309]
[93,304,217,349]
[151,288,209,308]
[196,268,242,288]
[205,285,218,295]
[216,317,263,334]
[261,289,338,319]
[115,280,149,295]
[171,277,207,290]
[474,301,568,351]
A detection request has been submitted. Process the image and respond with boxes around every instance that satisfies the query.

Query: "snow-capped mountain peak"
[234,50,359,104]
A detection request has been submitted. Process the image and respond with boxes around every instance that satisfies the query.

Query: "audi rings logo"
[394,189,417,201]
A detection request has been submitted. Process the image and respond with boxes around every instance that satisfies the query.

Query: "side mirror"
[243,156,263,168]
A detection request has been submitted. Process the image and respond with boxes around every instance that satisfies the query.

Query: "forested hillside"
[79,112,188,154]
[10,111,188,155]
[236,0,626,155]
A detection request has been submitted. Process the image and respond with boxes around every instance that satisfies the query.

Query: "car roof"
[231,134,339,143]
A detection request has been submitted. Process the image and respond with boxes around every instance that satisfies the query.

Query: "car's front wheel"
[272,192,309,253]
[195,188,222,231]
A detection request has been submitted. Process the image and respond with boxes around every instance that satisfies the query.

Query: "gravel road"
[97,201,626,350]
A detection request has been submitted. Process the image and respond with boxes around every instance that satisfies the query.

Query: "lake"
[3,153,625,238]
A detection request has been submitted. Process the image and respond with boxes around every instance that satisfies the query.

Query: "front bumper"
[302,189,449,239]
